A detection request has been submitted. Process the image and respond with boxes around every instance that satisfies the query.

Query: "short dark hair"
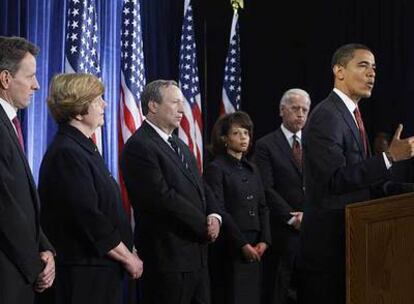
[210,111,254,156]
[0,36,39,75]
[331,43,372,69]
[141,79,178,115]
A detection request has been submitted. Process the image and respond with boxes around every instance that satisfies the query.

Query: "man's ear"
[74,114,83,121]
[333,64,344,81]
[279,105,285,117]
[0,70,11,89]
[147,100,158,114]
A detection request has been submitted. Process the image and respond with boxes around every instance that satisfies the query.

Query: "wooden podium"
[346,193,414,304]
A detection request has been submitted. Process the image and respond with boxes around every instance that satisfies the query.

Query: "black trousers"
[0,250,35,304]
[140,267,210,304]
[36,264,124,304]
[262,233,300,304]
[298,270,345,304]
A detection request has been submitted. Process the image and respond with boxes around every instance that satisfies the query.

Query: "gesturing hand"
[388,124,414,162]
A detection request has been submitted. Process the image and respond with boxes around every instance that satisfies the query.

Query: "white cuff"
[382,152,392,169]
[287,216,296,225]
[208,213,222,225]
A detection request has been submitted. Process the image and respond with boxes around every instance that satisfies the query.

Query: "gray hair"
[279,88,311,111]
[141,79,178,116]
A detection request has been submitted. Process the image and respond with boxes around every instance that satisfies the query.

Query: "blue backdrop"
[0,0,184,182]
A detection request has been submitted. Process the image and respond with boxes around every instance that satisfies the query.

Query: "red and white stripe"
[118,73,144,221]
[178,92,203,171]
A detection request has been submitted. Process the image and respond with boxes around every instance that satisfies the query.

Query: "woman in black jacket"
[37,73,142,304]
[204,111,271,304]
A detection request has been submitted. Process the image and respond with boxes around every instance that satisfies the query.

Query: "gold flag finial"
[231,0,244,13]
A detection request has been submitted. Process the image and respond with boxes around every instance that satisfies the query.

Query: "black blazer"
[39,124,132,267]
[0,106,53,298]
[204,154,271,250]
[301,91,390,273]
[255,128,305,245]
[121,121,219,272]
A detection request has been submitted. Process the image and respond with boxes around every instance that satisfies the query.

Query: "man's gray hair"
[279,88,311,111]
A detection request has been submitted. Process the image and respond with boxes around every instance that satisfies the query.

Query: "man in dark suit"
[300,43,414,304]
[0,36,55,303]
[255,88,311,304]
[121,79,221,304]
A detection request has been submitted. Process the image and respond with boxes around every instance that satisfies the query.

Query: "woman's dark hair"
[210,111,254,156]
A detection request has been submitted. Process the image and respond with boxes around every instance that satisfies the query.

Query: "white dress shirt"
[333,88,391,169]
[0,97,18,135]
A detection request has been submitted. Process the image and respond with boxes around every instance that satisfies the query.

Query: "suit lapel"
[330,92,366,157]
[0,107,40,215]
[274,128,303,175]
[142,122,203,196]
[175,137,206,207]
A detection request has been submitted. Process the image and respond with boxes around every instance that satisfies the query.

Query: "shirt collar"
[145,119,173,144]
[333,88,358,117]
[0,97,17,121]
[281,123,302,143]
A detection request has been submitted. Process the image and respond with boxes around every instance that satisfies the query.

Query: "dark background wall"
[203,0,414,147]
[2,0,414,155]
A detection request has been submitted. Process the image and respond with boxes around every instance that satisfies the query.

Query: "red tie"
[353,107,367,156]
[292,134,302,170]
[12,116,25,151]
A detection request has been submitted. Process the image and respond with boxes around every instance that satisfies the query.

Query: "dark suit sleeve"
[0,122,44,284]
[306,107,389,196]
[254,167,271,245]
[0,179,43,284]
[255,141,295,222]
[203,163,249,249]
[38,228,54,253]
[51,149,121,256]
[122,139,207,241]
[203,182,222,217]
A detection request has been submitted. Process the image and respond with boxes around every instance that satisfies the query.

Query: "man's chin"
[362,90,372,98]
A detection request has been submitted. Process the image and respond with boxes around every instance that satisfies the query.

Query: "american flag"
[178,0,203,171]
[65,0,103,152]
[119,0,146,218]
[220,11,241,115]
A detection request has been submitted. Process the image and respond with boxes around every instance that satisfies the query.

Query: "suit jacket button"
[249,210,255,216]
[246,194,254,200]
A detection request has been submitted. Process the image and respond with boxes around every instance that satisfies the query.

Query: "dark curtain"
[206,0,414,145]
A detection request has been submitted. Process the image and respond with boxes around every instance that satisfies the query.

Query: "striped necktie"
[168,136,189,170]
[292,134,302,170]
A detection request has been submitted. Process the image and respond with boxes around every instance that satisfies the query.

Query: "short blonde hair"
[47,73,104,123]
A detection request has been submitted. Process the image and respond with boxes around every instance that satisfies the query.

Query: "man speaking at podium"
[300,43,414,304]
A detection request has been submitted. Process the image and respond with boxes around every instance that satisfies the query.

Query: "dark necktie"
[353,107,368,156]
[12,116,25,152]
[168,136,189,170]
[292,134,302,170]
